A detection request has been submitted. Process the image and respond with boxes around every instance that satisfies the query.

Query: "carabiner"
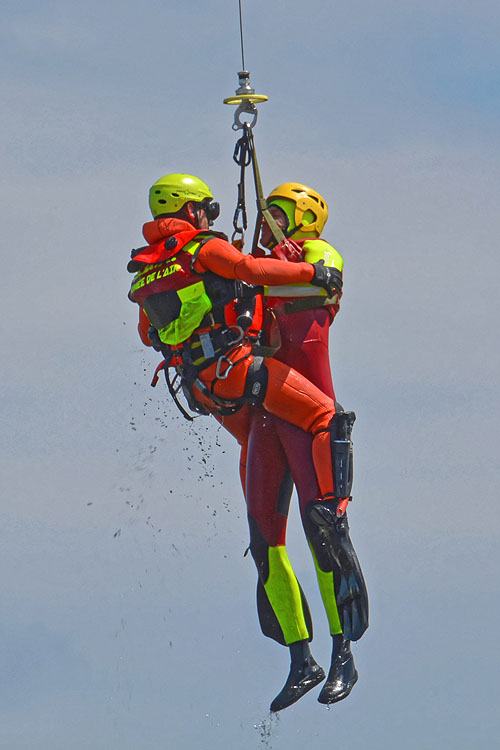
[232,205,247,238]
[215,355,234,380]
[214,327,245,379]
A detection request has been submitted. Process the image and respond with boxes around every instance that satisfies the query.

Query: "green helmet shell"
[149,174,213,218]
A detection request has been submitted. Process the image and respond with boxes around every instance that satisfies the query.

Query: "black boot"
[270,640,325,712]
[317,635,358,704]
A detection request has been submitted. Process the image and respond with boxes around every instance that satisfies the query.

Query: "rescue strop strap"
[151,360,195,421]
[182,326,245,369]
[271,295,338,315]
[232,123,286,253]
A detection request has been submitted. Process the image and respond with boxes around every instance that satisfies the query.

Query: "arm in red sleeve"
[194,236,315,286]
[138,307,152,347]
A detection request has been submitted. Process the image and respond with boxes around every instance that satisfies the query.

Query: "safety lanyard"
[231,121,285,252]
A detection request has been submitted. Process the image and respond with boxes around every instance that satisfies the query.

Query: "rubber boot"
[270,640,325,712]
[317,635,358,704]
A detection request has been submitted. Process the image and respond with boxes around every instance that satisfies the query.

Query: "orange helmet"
[266,183,328,237]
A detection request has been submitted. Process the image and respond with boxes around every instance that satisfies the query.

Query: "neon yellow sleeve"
[302,239,344,271]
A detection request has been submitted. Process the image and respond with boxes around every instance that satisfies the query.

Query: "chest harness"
[128,230,268,419]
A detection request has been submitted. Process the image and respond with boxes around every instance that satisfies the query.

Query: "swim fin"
[304,500,369,642]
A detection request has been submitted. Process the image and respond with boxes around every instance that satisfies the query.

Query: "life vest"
[271,237,343,269]
[128,230,223,346]
[129,228,264,348]
[266,237,344,315]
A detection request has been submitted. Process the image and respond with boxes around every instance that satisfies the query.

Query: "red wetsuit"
[218,237,345,646]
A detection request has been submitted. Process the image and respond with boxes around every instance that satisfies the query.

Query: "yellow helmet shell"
[149,174,213,218]
[267,183,328,236]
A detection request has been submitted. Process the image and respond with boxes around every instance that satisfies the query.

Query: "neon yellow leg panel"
[264,546,310,645]
[309,544,343,635]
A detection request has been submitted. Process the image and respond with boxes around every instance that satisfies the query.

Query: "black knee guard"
[328,408,356,498]
[304,499,369,641]
[243,356,268,405]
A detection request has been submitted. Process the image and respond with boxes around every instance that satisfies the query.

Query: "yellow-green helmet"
[266,182,328,237]
[149,174,213,218]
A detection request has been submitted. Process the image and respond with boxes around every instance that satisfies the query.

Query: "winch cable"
[224,0,285,252]
[238,0,246,72]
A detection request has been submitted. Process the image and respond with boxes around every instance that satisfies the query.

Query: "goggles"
[200,200,220,225]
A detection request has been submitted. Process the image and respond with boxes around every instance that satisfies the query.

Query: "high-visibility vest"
[266,237,344,313]
[129,230,219,346]
[128,229,264,346]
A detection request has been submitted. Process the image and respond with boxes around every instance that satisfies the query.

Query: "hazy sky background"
[1,1,499,748]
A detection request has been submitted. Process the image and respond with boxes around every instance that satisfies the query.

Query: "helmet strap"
[284,222,303,240]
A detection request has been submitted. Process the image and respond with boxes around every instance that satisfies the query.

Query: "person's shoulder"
[199,230,229,243]
[197,230,239,257]
[303,238,344,270]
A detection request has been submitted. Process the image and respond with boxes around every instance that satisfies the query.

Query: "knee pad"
[326,409,356,498]
[243,356,268,405]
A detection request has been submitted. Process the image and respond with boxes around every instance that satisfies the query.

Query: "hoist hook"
[224,71,268,131]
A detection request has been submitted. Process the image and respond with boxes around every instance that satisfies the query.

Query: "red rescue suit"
[218,238,344,645]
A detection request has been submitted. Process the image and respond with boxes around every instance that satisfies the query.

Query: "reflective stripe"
[264,285,331,299]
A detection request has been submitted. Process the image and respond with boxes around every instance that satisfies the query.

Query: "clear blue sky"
[1,1,499,748]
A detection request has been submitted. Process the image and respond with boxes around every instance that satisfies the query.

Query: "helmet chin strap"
[284,222,303,240]
[265,221,304,249]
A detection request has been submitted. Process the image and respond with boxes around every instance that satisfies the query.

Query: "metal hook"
[224,71,268,131]
[232,100,259,131]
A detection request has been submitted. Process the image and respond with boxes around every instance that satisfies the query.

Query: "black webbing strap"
[182,327,244,369]
[232,136,251,242]
[232,122,285,252]
[164,367,195,421]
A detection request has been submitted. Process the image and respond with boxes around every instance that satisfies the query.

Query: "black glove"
[310,260,343,297]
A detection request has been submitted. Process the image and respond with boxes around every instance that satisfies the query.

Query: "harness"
[131,227,268,419]
[266,238,343,316]
[152,330,266,419]
[129,230,232,346]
